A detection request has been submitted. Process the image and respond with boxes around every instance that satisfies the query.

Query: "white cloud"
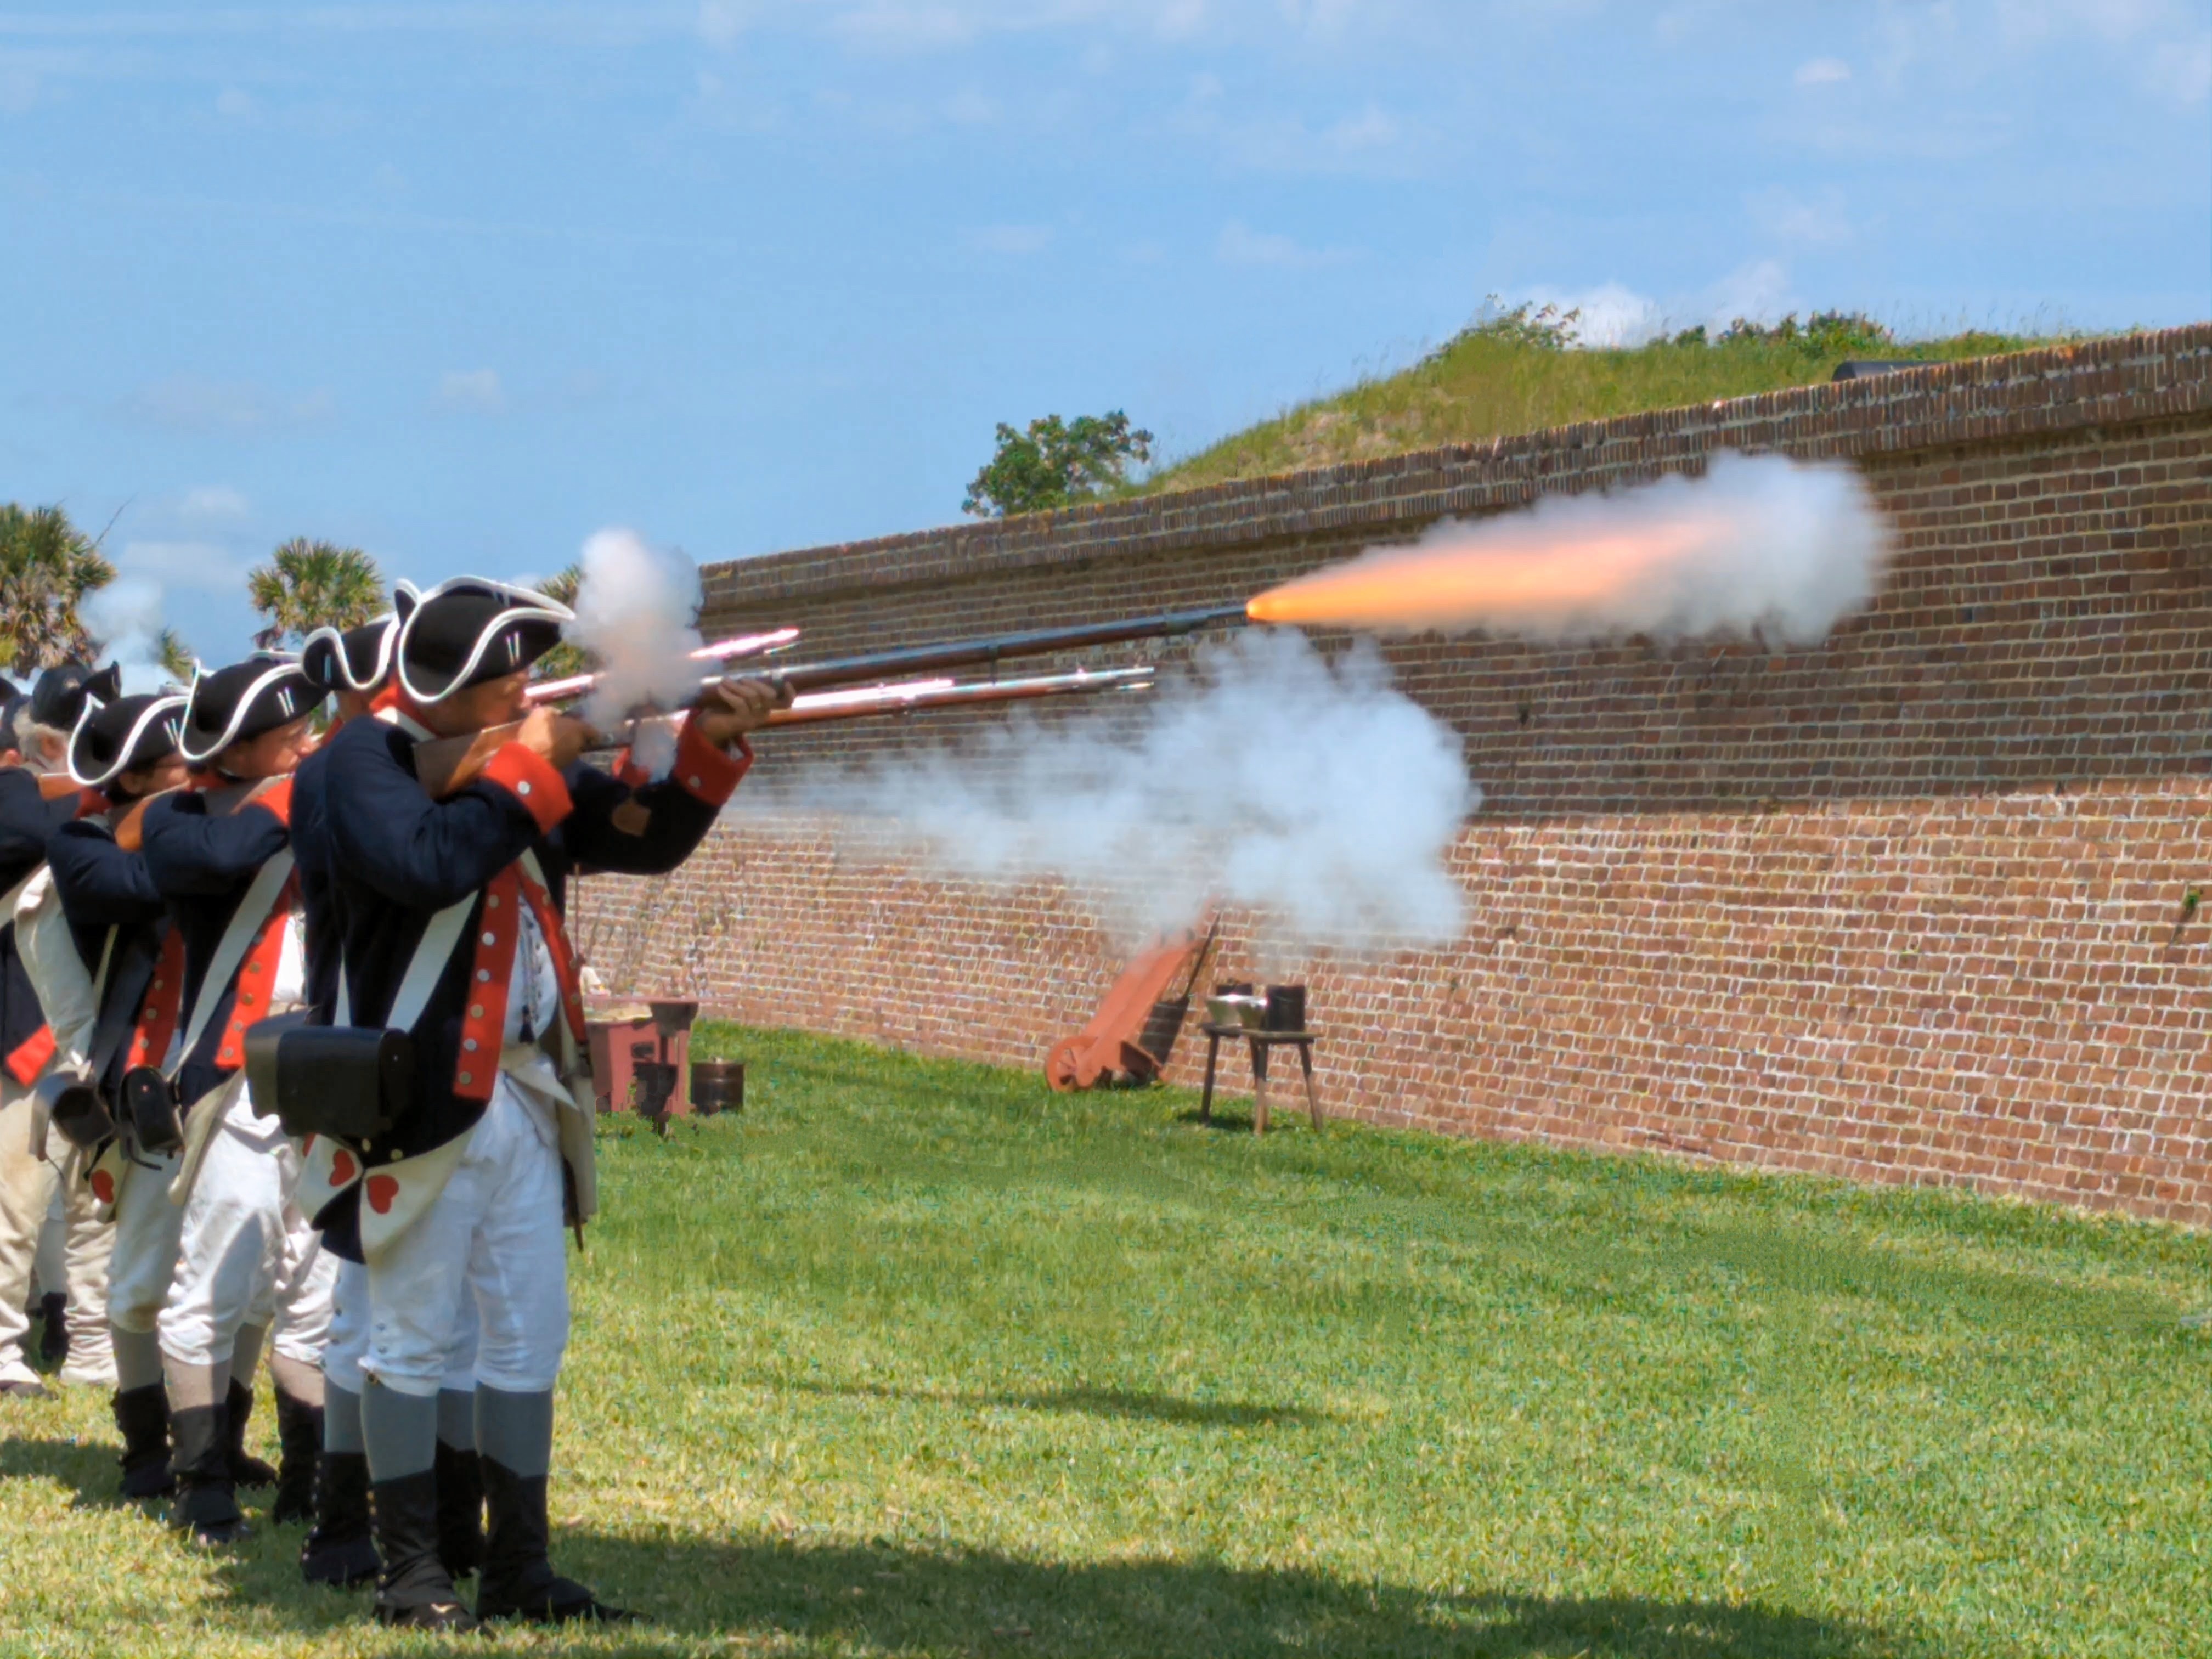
[437,367,505,413]
[1521,282,1666,348]
[1705,258,1796,331]
[941,87,996,123]
[1747,184,1855,246]
[115,540,255,594]
[2146,31,2211,103]
[123,377,335,435]
[1794,56,1850,86]
[831,4,977,50]
[1216,219,1358,268]
[698,0,752,48]
[969,223,1053,255]
[178,485,251,524]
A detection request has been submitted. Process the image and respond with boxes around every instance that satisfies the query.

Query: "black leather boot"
[37,1293,66,1367]
[226,1380,278,1488]
[473,1456,634,1624]
[169,1401,249,1545]
[298,1450,379,1588]
[435,1439,484,1581]
[371,1469,479,1632]
[111,1384,175,1500]
[270,1389,322,1525]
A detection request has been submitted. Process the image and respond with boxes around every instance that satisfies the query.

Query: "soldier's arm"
[325,723,551,911]
[559,719,749,876]
[139,790,290,897]
[0,767,58,868]
[46,822,165,927]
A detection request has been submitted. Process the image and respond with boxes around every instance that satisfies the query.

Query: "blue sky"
[3,1,2208,672]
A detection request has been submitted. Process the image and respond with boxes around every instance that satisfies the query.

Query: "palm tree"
[156,629,195,684]
[532,562,587,681]
[0,503,117,673]
[248,538,383,648]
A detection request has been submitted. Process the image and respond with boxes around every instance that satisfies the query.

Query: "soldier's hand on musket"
[692,675,791,748]
[516,705,592,770]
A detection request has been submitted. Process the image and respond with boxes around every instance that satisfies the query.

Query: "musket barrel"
[762,603,1248,694]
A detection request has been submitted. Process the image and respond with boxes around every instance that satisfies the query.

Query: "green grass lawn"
[1,1023,2205,1657]
[1137,315,2066,494]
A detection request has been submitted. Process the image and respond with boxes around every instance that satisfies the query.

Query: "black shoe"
[300,1447,379,1587]
[372,1468,470,1622]
[474,1454,637,1624]
[435,1440,484,1580]
[270,1390,321,1525]
[37,1293,66,1367]
[170,1400,248,1544]
[0,1378,50,1399]
[112,1384,176,1499]
[478,1575,638,1625]
[226,1380,277,1488]
[373,1595,481,1633]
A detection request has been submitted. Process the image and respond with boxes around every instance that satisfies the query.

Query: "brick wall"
[574,327,2212,1226]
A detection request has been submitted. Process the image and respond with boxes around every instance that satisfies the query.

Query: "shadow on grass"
[7,1433,1909,1658]
[785,1378,1327,1430]
[0,1430,136,1510]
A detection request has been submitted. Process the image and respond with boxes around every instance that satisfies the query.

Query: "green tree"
[248,537,383,648]
[530,562,586,682]
[0,503,117,674]
[156,628,195,684]
[963,411,1154,518]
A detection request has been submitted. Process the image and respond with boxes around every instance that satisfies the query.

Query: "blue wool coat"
[46,814,174,1099]
[0,769,81,1064]
[139,787,290,1110]
[302,714,733,1171]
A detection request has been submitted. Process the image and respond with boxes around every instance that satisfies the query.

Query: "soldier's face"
[422,670,530,738]
[216,714,317,780]
[118,753,191,799]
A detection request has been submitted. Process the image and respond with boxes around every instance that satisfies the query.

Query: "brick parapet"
[574,323,2212,1228]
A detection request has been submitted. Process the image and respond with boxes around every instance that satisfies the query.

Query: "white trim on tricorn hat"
[393,575,573,706]
[179,653,319,764]
[67,693,188,789]
[301,580,420,694]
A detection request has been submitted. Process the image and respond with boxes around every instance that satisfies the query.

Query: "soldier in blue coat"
[44,692,191,1496]
[292,599,486,1591]
[308,577,778,1630]
[0,664,120,1398]
[139,654,334,1544]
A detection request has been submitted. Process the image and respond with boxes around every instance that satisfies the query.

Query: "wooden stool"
[1198,1023,1323,1133]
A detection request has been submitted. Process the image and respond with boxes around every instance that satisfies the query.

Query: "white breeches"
[325,1257,479,1396]
[0,1084,115,1385]
[363,1078,568,1399]
[156,1084,336,1371]
[108,1149,184,1334]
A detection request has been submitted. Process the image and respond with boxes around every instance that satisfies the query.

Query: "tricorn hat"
[29,662,123,733]
[302,579,419,695]
[393,576,572,706]
[180,654,321,765]
[67,693,188,789]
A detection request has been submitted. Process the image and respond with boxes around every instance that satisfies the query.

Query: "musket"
[413,606,1246,798]
[522,626,800,707]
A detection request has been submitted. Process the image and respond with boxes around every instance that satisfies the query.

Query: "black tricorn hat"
[302,617,400,698]
[67,693,188,789]
[180,654,322,764]
[393,577,572,706]
[29,662,123,732]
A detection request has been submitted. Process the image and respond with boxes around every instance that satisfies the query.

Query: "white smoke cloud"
[1254,452,1890,646]
[564,527,706,776]
[83,577,184,695]
[745,629,1476,954]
